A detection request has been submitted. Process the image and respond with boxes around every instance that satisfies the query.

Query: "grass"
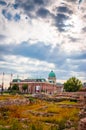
[56,100,77,105]
[0,94,23,100]
[0,94,80,130]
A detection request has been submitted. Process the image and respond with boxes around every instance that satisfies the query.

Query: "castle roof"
[48,70,56,78]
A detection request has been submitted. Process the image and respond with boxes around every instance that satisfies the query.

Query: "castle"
[10,70,63,94]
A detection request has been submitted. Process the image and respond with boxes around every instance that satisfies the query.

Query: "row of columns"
[18,82,56,94]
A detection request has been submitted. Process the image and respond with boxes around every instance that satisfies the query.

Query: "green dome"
[48,71,56,78]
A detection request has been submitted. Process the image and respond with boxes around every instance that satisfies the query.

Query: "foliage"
[64,77,82,92]
[11,84,19,91]
[29,97,35,103]
[8,86,11,90]
[8,84,20,94]
[22,84,28,93]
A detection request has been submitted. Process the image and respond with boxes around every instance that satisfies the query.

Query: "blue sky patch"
[14,14,20,21]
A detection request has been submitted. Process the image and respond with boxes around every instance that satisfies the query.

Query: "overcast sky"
[0,0,86,87]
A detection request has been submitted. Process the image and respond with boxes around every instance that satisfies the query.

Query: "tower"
[48,70,56,83]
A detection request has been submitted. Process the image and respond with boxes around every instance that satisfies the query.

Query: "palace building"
[10,71,63,94]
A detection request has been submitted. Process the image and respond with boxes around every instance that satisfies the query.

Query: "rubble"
[0,98,30,107]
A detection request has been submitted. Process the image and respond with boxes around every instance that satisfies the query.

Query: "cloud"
[37,8,51,18]
[65,0,77,3]
[0,54,55,76]
[0,34,6,40]
[0,0,85,47]
[54,13,70,32]
[1,42,86,77]
[33,0,44,5]
[57,6,73,14]
[0,0,86,85]
[12,42,51,61]
[0,42,64,65]
[2,9,12,20]
[82,27,86,32]
[0,0,7,6]
[68,36,80,42]
[14,0,44,18]
[14,13,20,21]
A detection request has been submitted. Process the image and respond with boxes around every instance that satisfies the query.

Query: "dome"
[48,71,56,78]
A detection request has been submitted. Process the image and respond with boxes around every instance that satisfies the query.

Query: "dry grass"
[0,95,80,130]
[0,94,23,100]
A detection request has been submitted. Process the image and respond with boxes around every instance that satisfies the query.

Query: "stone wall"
[0,98,30,107]
[78,118,86,130]
[78,95,86,130]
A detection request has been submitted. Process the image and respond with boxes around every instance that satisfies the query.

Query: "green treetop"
[64,77,82,92]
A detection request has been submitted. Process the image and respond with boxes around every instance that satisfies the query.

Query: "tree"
[12,84,19,91]
[22,84,28,93]
[8,84,19,94]
[64,77,82,92]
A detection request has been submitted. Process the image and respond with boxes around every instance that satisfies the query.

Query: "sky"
[0,0,86,87]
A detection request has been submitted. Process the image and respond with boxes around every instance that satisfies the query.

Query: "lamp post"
[2,72,4,94]
[10,73,13,88]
